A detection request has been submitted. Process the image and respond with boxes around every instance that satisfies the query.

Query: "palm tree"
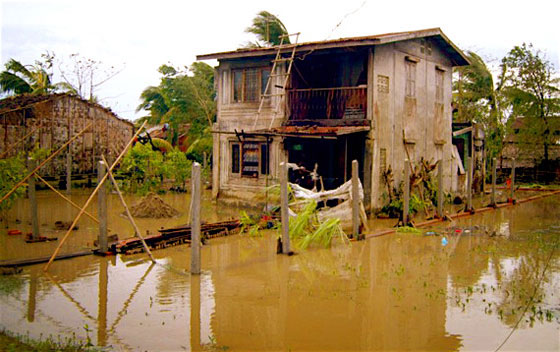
[245,11,290,47]
[0,59,55,95]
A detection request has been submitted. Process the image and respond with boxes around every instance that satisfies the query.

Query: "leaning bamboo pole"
[35,174,101,226]
[44,121,147,272]
[0,124,41,159]
[101,154,155,263]
[0,122,93,205]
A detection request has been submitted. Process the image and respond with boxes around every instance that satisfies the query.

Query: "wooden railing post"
[437,160,444,218]
[97,160,108,253]
[403,159,410,226]
[190,162,201,274]
[280,162,291,254]
[467,157,473,212]
[491,157,497,206]
[352,160,360,239]
[28,158,39,240]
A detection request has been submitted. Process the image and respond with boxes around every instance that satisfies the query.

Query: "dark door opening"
[284,134,365,190]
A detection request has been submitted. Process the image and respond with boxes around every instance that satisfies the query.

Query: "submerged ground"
[0,190,559,351]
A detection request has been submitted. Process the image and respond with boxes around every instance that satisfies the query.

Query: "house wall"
[213,58,288,202]
[0,95,134,177]
[213,38,458,208]
[369,38,454,209]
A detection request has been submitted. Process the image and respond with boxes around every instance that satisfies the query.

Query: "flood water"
[0,190,559,351]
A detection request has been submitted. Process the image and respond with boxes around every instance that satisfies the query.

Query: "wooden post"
[491,157,497,206]
[191,162,201,275]
[437,160,444,218]
[97,259,108,346]
[97,161,108,253]
[351,160,360,239]
[190,274,201,351]
[28,158,39,240]
[66,149,72,195]
[467,157,473,211]
[280,162,291,254]
[510,157,516,202]
[403,159,410,226]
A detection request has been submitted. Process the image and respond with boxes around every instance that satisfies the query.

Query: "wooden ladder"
[251,32,300,131]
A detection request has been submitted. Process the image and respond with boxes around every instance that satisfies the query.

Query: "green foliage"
[396,226,422,234]
[454,51,505,162]
[284,200,349,249]
[186,127,213,164]
[0,329,99,352]
[245,11,290,47]
[498,43,560,162]
[117,144,191,194]
[136,62,216,154]
[0,155,26,213]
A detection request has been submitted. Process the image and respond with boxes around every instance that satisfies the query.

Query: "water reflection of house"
[197,28,470,210]
[0,93,134,178]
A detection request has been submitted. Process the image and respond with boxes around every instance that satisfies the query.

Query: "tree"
[245,11,289,47]
[57,53,123,102]
[0,54,56,95]
[453,51,505,161]
[136,62,216,158]
[498,43,560,163]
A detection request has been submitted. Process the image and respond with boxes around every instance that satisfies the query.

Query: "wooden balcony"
[287,86,367,121]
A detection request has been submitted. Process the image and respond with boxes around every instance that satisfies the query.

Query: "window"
[232,67,271,103]
[405,61,416,98]
[231,143,240,174]
[377,75,389,94]
[230,141,270,178]
[435,69,444,103]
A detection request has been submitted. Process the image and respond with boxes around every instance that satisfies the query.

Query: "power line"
[326,0,368,40]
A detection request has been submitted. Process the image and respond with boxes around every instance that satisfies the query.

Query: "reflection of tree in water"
[493,231,559,327]
[449,226,559,327]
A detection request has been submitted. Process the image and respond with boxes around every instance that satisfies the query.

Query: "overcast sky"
[1,0,559,121]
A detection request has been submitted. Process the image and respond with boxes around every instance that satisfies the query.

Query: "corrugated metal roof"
[197,27,470,66]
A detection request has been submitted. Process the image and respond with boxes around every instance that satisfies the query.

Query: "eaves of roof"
[197,27,470,67]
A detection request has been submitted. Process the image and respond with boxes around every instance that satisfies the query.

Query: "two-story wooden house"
[197,28,469,210]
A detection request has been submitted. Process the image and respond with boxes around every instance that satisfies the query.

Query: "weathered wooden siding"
[0,94,134,177]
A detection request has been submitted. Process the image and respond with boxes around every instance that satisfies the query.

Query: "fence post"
[97,161,108,252]
[66,149,72,195]
[467,157,473,212]
[28,158,39,240]
[491,157,497,206]
[510,157,516,203]
[190,162,201,274]
[352,160,360,239]
[280,162,291,254]
[403,159,410,226]
[437,160,444,218]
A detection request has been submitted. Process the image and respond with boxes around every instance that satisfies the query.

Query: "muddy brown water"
[0,190,559,351]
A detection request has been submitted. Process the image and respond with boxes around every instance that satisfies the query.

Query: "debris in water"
[127,193,180,218]
[441,237,448,246]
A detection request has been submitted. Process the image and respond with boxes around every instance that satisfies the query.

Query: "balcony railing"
[287,86,367,121]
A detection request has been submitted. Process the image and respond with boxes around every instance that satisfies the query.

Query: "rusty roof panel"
[197,27,470,66]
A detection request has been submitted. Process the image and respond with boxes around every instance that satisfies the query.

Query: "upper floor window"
[405,60,416,98]
[435,69,444,103]
[232,67,271,103]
